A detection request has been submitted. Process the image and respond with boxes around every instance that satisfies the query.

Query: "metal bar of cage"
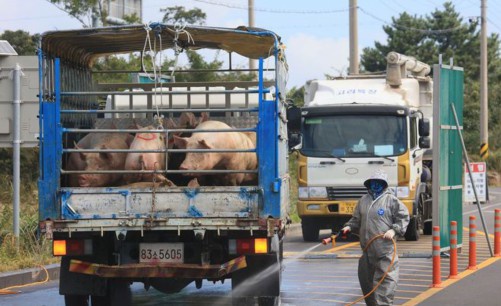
[91,68,275,74]
[63,148,256,153]
[60,107,259,114]
[60,89,268,96]
[62,128,256,134]
[61,169,258,174]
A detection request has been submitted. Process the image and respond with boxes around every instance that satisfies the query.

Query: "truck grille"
[326,187,366,200]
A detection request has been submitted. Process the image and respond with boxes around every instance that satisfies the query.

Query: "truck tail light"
[254,238,268,254]
[229,238,268,255]
[53,240,66,256]
[53,239,93,256]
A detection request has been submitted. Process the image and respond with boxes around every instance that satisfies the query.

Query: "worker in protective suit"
[342,169,409,306]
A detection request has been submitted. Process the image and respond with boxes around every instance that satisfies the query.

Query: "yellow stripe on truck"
[398,150,410,186]
[298,153,308,186]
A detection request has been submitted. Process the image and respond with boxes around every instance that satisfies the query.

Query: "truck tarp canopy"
[41,23,281,67]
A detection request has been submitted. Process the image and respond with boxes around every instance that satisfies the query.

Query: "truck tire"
[64,295,89,306]
[232,254,281,305]
[91,280,131,306]
[404,217,420,241]
[301,219,319,242]
[423,220,432,235]
[150,278,193,294]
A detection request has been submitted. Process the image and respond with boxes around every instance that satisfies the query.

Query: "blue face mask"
[369,180,385,198]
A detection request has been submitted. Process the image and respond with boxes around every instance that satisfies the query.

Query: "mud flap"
[59,256,107,296]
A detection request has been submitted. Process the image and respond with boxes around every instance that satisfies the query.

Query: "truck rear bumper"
[69,256,247,279]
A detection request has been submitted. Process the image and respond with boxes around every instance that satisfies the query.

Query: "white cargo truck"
[289,52,433,242]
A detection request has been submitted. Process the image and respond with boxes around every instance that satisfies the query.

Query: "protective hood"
[363,169,389,189]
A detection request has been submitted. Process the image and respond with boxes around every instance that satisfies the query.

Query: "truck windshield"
[300,115,407,158]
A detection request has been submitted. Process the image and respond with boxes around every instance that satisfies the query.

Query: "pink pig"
[173,120,257,186]
[123,125,173,185]
[69,132,134,187]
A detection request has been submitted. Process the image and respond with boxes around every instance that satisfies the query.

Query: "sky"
[1,0,501,87]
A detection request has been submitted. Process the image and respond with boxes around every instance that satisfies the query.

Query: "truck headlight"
[299,187,309,199]
[396,187,410,199]
[309,187,328,199]
[298,187,328,199]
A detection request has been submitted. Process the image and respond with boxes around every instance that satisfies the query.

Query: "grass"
[288,152,301,223]
[0,149,59,272]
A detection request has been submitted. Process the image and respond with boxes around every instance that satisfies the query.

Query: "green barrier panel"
[432,64,464,250]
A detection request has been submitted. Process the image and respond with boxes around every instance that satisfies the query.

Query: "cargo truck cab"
[288,52,433,242]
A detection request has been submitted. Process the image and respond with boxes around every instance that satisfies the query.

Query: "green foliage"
[161,6,206,25]
[48,0,140,27]
[360,1,501,153]
[486,150,501,173]
[0,149,39,182]
[122,12,141,24]
[0,149,57,271]
[0,30,40,55]
[287,86,305,107]
[288,152,300,223]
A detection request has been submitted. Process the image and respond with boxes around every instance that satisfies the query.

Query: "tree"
[0,30,39,55]
[287,86,305,107]
[161,6,206,25]
[360,2,501,153]
[47,0,140,27]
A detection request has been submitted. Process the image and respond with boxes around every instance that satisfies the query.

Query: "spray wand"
[321,229,349,247]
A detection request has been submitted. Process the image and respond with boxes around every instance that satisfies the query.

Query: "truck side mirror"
[286,105,302,151]
[419,136,430,149]
[419,118,430,136]
[288,133,302,150]
[286,106,302,133]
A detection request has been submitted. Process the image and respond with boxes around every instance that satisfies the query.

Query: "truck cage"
[38,23,290,232]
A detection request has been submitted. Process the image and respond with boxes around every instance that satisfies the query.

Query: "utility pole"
[248,0,256,76]
[349,0,359,75]
[480,0,489,159]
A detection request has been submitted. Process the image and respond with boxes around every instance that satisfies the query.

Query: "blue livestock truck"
[38,23,290,306]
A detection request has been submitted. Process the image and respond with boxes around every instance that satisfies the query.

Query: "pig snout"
[178,162,199,177]
[78,175,91,187]
[178,164,190,175]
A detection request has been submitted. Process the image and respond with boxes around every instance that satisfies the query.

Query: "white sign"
[464,162,487,202]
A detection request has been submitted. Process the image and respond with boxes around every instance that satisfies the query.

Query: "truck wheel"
[301,219,319,242]
[232,254,281,305]
[64,295,89,306]
[404,217,420,241]
[91,280,132,306]
[423,220,432,235]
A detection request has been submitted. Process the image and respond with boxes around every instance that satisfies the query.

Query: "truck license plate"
[139,243,184,263]
[341,203,357,214]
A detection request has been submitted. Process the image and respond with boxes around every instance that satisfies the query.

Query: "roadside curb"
[0,263,60,290]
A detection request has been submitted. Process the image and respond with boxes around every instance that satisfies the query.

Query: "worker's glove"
[341,226,351,234]
[383,229,396,240]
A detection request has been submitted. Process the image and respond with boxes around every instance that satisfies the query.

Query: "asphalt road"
[1,187,499,306]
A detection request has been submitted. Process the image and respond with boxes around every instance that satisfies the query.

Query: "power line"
[358,6,464,34]
[192,0,350,14]
[379,0,403,15]
[487,17,501,32]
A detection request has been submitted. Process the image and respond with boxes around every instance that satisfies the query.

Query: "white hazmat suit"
[344,170,409,306]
